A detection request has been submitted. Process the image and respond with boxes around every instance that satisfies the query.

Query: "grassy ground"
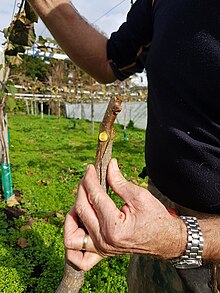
[0,114,147,293]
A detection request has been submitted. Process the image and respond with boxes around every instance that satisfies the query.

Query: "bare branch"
[56,97,122,292]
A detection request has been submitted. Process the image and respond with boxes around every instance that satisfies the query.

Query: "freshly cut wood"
[95,96,122,191]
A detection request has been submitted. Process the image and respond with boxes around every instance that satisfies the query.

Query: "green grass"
[0,114,147,293]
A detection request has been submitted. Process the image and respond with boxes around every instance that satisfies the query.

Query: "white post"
[91,93,94,136]
[80,94,83,120]
[41,101,44,119]
[25,100,30,115]
[31,99,34,115]
[58,99,61,122]
[34,100,38,115]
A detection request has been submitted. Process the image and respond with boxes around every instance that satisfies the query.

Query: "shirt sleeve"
[107,0,153,81]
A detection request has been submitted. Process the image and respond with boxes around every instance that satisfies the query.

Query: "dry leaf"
[25,200,31,206]
[26,170,35,177]
[14,190,23,203]
[17,237,29,248]
[20,217,35,231]
[20,225,31,232]
[130,178,138,185]
[41,217,50,223]
[72,189,77,196]
[37,179,49,186]
[27,217,35,225]
[131,167,137,173]
[119,163,124,169]
[7,195,20,207]
[54,212,63,218]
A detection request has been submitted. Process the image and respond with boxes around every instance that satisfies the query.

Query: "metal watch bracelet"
[172,216,204,269]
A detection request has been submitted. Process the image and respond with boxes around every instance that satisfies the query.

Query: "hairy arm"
[28,0,116,84]
[199,218,220,261]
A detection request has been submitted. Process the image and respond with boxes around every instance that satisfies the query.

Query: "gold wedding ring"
[82,234,89,251]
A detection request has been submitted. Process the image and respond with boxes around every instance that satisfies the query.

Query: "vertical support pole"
[25,100,30,115]
[91,93,94,136]
[123,101,128,140]
[48,101,51,121]
[41,101,44,119]
[30,99,34,115]
[58,99,61,123]
[34,100,37,115]
[80,94,83,120]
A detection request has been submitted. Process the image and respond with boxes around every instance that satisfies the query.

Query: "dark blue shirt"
[107,0,220,213]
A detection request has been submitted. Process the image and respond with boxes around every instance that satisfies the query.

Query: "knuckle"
[75,203,85,217]
[114,176,127,187]
[65,249,71,260]
[65,250,76,266]
[89,190,102,207]
[82,263,94,272]
[63,238,71,249]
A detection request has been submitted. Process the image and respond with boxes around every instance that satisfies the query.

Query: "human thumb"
[107,159,138,203]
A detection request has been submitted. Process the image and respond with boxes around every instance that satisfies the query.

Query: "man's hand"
[64,159,186,271]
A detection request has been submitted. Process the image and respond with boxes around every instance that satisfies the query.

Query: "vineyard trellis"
[7,79,147,121]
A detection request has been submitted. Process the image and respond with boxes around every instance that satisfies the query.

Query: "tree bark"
[94,96,122,190]
[56,96,122,292]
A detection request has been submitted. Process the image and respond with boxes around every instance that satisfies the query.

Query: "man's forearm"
[28,0,116,83]
[199,217,220,261]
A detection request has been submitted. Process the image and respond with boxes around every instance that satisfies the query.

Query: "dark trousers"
[127,181,220,293]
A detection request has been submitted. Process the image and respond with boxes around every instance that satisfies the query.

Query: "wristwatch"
[172,216,204,269]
